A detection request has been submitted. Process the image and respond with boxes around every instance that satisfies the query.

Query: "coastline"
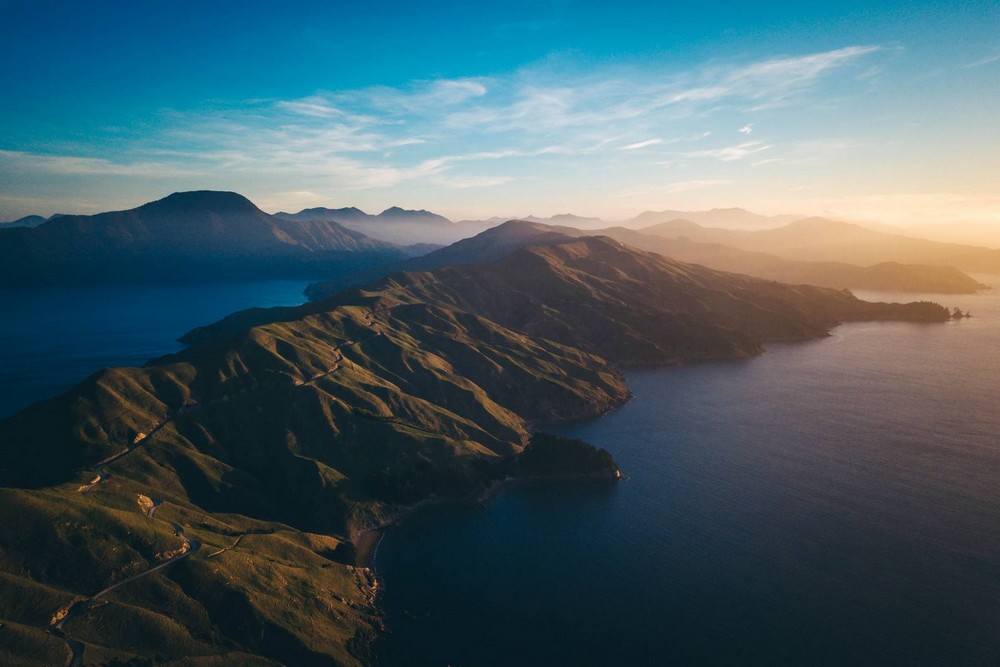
[350,464,623,571]
[350,483,509,570]
[350,494,454,569]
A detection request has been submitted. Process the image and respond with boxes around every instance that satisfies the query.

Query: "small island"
[952,307,972,319]
[518,433,622,481]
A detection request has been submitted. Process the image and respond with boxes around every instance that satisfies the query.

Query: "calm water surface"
[376,281,1000,666]
[0,280,312,417]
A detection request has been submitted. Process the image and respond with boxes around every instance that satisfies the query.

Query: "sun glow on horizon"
[0,1,996,229]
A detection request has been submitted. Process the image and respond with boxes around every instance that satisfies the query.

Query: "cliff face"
[0,237,949,665]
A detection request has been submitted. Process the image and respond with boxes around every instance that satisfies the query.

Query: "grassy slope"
[0,273,627,664]
[0,238,948,664]
[374,237,950,366]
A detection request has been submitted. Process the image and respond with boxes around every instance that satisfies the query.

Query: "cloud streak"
[622,139,663,151]
[1,45,887,216]
[179,45,878,180]
[684,141,773,162]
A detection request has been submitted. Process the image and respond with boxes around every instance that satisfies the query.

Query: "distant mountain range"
[275,205,483,245]
[0,191,409,286]
[641,216,1000,274]
[276,205,452,227]
[272,206,800,244]
[0,215,957,665]
[275,207,615,244]
[904,220,1000,248]
[5,193,996,294]
[306,219,989,300]
[624,207,801,229]
[0,213,64,229]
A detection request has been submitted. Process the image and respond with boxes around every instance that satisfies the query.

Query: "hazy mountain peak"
[639,218,705,235]
[709,207,752,214]
[488,219,553,234]
[628,207,800,230]
[378,206,424,216]
[302,206,366,216]
[783,217,872,233]
[0,214,48,228]
[376,206,451,223]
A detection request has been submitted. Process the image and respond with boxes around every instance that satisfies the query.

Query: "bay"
[0,279,312,417]
[376,280,1000,666]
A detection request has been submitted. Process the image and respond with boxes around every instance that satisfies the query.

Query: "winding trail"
[48,515,200,664]
[76,474,104,494]
[206,534,244,559]
[52,300,398,664]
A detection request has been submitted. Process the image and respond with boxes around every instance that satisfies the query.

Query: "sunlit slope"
[0,292,625,664]
[372,236,951,365]
[1,300,625,496]
[0,236,948,665]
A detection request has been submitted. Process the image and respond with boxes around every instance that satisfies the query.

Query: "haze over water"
[376,279,1000,666]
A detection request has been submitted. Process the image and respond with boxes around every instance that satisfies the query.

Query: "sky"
[0,0,997,225]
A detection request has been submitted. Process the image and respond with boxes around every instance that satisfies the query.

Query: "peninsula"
[0,236,951,665]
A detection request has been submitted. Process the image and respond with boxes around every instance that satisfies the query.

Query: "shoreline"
[350,494,453,569]
[350,466,623,571]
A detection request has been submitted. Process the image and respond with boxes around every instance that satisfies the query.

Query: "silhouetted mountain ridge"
[376,206,450,224]
[277,204,473,245]
[137,190,263,217]
[0,214,49,228]
[0,191,407,286]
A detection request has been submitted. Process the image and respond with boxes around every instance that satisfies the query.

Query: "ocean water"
[376,281,1000,666]
[0,279,312,417]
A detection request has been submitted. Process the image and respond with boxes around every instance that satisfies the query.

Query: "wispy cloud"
[432,175,513,189]
[963,53,1000,69]
[0,149,204,178]
[684,141,773,162]
[622,139,662,151]
[275,97,345,118]
[732,46,881,90]
[1,46,886,216]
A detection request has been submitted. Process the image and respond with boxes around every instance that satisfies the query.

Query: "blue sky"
[0,0,997,224]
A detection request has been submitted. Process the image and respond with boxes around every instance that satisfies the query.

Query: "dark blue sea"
[375,280,1000,666]
[0,280,312,417]
[2,277,998,665]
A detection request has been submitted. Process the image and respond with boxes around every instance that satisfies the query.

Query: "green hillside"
[0,237,950,664]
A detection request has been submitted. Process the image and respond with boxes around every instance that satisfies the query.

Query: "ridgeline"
[0,237,950,665]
